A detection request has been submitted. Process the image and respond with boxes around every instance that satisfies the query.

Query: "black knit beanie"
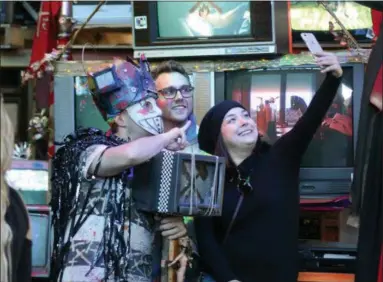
[198,100,246,155]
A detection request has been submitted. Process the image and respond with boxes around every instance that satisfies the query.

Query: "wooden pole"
[161,238,181,282]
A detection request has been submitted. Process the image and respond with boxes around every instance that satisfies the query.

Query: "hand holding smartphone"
[300,33,323,54]
[301,32,343,78]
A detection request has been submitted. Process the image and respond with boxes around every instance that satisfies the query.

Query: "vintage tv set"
[132,1,290,58]
[28,206,52,278]
[131,151,226,216]
[221,62,364,197]
[290,1,374,47]
[72,1,132,28]
[6,160,52,277]
[6,160,49,205]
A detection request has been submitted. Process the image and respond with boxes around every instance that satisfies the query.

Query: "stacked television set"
[6,160,52,278]
[218,63,364,197]
[290,1,375,47]
[132,1,290,58]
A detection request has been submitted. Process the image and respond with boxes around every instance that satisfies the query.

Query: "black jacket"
[195,74,342,282]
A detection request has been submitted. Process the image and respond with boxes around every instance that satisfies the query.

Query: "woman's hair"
[0,95,14,282]
[151,60,191,85]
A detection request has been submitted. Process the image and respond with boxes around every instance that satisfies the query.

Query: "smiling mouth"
[172,105,187,110]
[238,129,253,136]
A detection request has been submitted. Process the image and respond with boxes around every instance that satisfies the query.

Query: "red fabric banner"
[29,1,61,66]
[29,1,62,158]
[370,8,383,110]
[372,9,383,39]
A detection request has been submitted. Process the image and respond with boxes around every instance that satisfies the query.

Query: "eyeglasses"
[158,85,194,99]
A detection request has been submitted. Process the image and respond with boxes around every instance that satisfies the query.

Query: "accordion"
[131,150,226,216]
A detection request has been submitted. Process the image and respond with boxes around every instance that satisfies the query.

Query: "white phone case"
[301,33,323,54]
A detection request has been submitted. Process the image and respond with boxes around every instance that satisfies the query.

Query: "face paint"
[156,95,168,110]
[127,97,164,135]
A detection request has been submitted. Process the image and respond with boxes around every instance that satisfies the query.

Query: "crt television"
[6,160,52,277]
[6,160,49,205]
[290,1,374,47]
[28,206,52,278]
[221,63,364,197]
[132,1,290,59]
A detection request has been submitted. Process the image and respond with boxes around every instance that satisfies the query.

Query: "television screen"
[179,160,219,208]
[290,1,373,31]
[157,1,251,38]
[74,76,109,131]
[290,1,374,43]
[6,169,48,191]
[227,68,354,168]
[29,213,50,267]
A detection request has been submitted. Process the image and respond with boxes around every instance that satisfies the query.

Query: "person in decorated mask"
[50,55,189,282]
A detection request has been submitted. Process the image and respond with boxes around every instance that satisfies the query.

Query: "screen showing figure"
[157,1,251,38]
[74,76,110,131]
[29,213,49,267]
[179,160,219,209]
[228,68,354,168]
[290,1,374,44]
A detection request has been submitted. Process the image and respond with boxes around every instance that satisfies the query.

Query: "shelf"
[298,272,354,282]
[0,49,31,67]
[293,42,373,49]
[73,24,132,29]
[71,44,132,50]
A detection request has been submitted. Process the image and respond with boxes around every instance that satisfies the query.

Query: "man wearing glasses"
[151,60,201,281]
[152,60,199,152]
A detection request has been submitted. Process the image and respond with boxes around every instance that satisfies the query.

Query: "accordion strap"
[189,152,196,214]
[223,193,244,244]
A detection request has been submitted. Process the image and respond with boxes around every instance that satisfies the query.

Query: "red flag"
[370,66,382,111]
[29,1,62,159]
[371,9,383,40]
[29,1,61,66]
[370,9,383,110]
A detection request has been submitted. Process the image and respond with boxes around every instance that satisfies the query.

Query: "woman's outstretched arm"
[274,52,343,158]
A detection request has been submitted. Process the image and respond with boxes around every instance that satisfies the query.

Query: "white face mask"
[127,97,164,135]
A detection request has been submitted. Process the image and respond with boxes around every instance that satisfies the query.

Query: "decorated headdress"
[87,55,157,125]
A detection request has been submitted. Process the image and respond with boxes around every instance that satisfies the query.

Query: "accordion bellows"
[131,150,226,216]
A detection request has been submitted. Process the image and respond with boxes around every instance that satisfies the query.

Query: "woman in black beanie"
[194,52,343,282]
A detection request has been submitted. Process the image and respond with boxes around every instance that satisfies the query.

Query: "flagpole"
[47,1,73,197]
[57,1,74,61]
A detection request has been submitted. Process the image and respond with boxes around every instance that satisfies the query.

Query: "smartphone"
[301,33,323,54]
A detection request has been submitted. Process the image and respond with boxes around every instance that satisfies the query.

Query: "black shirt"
[194,74,342,282]
[5,187,32,282]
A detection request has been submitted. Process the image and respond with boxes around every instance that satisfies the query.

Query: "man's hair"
[151,60,191,85]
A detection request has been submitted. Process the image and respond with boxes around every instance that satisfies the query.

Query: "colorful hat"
[87,55,157,124]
